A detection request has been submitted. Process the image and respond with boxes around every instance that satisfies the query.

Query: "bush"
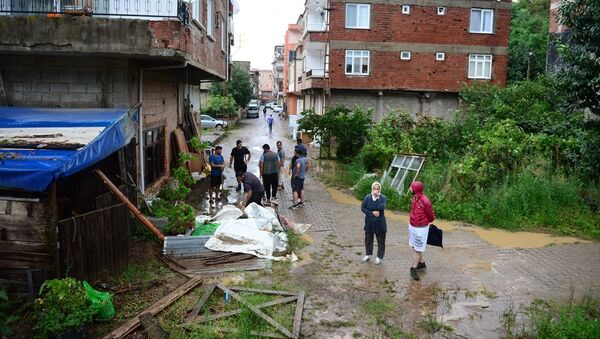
[530,296,600,338]
[0,285,19,336]
[34,278,94,338]
[203,94,237,117]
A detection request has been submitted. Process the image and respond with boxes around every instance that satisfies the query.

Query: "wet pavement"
[191,108,600,338]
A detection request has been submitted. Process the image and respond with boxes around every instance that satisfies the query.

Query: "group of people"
[207,138,310,211]
[361,181,435,281]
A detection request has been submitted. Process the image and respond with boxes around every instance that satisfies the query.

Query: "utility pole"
[527,52,533,80]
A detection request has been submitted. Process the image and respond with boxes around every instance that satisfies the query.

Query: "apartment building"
[284,23,303,116]
[292,0,511,120]
[272,45,285,104]
[259,69,274,101]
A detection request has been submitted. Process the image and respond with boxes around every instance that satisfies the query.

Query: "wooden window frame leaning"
[183,284,306,339]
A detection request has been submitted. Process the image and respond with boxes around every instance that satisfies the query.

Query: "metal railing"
[0,0,184,19]
[306,69,325,78]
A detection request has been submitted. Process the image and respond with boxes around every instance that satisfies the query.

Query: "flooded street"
[188,110,600,338]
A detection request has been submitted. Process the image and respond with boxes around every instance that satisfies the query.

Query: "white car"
[273,105,283,113]
[266,102,276,109]
[200,115,228,129]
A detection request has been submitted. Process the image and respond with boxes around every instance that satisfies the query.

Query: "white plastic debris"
[244,203,283,231]
[212,205,244,222]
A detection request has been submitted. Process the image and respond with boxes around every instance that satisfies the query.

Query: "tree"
[558,0,600,116]
[507,0,549,82]
[208,64,253,108]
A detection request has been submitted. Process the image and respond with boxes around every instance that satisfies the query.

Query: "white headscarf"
[371,181,382,201]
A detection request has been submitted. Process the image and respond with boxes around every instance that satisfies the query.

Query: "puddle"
[325,186,589,249]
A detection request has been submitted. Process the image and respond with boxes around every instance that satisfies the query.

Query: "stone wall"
[0,56,130,108]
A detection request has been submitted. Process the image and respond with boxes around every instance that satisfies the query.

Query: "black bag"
[427,224,443,248]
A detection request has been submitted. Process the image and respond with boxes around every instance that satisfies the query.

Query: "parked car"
[265,102,275,109]
[273,105,283,113]
[200,114,228,129]
[247,105,259,118]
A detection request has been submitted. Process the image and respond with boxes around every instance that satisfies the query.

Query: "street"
[191,108,600,338]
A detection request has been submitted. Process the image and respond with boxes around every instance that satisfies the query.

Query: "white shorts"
[408,224,430,252]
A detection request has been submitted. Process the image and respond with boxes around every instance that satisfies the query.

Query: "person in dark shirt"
[229,140,251,191]
[259,144,280,204]
[208,146,225,204]
[236,171,264,209]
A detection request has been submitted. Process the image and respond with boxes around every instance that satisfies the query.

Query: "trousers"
[365,231,386,259]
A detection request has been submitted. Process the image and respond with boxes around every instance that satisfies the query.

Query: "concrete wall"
[0,56,130,108]
[328,89,459,121]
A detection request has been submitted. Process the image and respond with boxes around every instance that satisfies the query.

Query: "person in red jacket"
[408,181,435,281]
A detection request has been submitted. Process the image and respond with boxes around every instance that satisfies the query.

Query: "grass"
[160,285,299,338]
[363,298,396,318]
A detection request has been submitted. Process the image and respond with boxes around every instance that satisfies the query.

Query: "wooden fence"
[57,203,130,283]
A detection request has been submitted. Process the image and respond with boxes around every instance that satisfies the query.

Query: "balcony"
[306,69,325,78]
[0,0,182,19]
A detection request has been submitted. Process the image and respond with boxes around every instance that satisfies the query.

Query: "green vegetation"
[203,94,238,117]
[557,0,600,116]
[209,64,253,110]
[314,76,600,239]
[501,294,600,338]
[0,285,19,336]
[508,0,549,82]
[147,153,196,235]
[34,278,95,338]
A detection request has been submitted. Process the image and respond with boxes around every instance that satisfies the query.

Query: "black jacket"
[361,194,387,234]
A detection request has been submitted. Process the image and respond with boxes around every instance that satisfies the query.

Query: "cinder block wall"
[0,56,130,108]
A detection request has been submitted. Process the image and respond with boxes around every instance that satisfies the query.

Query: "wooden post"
[94,170,165,242]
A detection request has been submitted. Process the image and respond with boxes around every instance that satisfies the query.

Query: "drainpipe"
[138,61,188,193]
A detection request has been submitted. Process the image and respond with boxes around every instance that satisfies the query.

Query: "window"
[192,0,202,24]
[437,7,446,15]
[345,50,370,75]
[436,52,445,61]
[468,54,492,79]
[345,4,370,29]
[470,8,493,33]
[400,51,411,60]
[221,15,226,51]
[402,5,410,14]
[207,0,213,37]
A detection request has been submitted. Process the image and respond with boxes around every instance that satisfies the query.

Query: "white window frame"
[345,50,370,76]
[468,54,493,79]
[207,0,214,37]
[436,52,445,61]
[221,14,226,52]
[345,4,370,29]
[192,0,202,26]
[402,5,410,14]
[400,51,411,60]
[437,7,446,15]
[470,8,494,34]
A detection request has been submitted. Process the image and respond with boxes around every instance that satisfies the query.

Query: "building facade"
[272,45,285,104]
[294,0,511,120]
[284,23,303,116]
[0,0,236,191]
[258,70,274,101]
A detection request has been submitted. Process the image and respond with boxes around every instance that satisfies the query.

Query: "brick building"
[0,0,237,192]
[258,70,274,101]
[546,0,569,73]
[293,0,511,120]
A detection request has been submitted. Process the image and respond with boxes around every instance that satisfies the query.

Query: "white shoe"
[375,257,382,265]
[362,255,370,262]
[270,197,279,205]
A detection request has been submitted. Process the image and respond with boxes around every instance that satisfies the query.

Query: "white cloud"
[231,0,305,69]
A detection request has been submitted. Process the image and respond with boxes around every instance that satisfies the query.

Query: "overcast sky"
[231,0,305,70]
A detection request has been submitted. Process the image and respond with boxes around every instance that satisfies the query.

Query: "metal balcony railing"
[306,69,325,78]
[0,0,184,19]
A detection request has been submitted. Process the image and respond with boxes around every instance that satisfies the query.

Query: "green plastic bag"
[83,281,115,320]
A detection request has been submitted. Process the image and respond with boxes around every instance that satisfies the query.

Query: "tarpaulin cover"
[0,106,137,192]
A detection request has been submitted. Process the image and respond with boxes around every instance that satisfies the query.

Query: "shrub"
[203,94,237,117]
[0,285,18,336]
[34,278,94,338]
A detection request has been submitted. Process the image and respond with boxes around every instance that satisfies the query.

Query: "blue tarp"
[0,107,138,192]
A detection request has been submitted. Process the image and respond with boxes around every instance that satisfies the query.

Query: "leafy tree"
[209,64,253,108]
[508,0,550,82]
[203,94,237,116]
[558,0,600,116]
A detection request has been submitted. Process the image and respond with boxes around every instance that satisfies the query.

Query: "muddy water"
[325,187,588,249]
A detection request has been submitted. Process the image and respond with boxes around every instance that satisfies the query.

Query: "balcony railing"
[0,0,183,19]
[304,21,326,32]
[306,69,325,78]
